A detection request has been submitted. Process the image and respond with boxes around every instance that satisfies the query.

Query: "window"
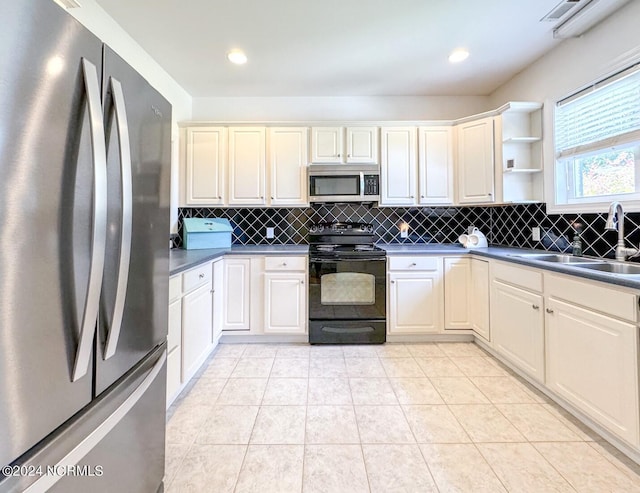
[554,65,640,208]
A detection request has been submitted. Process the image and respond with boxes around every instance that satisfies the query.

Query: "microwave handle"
[360,172,365,198]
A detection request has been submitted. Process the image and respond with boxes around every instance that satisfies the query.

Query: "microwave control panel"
[364,175,379,195]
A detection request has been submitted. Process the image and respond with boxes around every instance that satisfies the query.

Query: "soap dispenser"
[571,222,583,257]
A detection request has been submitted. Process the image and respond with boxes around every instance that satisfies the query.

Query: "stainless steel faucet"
[605,202,638,261]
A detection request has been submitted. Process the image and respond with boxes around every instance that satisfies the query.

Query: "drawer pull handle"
[210,289,215,294]
[390,280,395,284]
[301,280,304,284]
[532,304,539,310]
[282,262,287,266]
[410,262,417,267]
[199,273,204,279]
[546,308,554,314]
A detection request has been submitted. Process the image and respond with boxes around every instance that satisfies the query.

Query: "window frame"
[549,63,640,213]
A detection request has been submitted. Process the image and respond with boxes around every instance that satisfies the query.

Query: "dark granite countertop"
[380,243,469,254]
[171,243,640,290]
[170,245,309,275]
[471,246,640,290]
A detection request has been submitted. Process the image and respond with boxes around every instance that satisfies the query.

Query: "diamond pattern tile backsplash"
[177,203,640,260]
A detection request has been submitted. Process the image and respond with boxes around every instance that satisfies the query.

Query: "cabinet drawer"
[546,273,637,322]
[492,260,542,293]
[264,256,306,271]
[168,298,182,353]
[388,256,440,271]
[183,262,212,293]
[169,275,182,302]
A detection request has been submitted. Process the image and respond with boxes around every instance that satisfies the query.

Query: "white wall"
[191,96,492,122]
[489,0,640,212]
[63,0,193,233]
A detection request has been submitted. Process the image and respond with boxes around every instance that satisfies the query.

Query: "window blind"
[555,68,640,158]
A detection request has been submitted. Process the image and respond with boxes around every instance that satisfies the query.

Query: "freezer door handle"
[72,58,107,382]
[103,77,133,360]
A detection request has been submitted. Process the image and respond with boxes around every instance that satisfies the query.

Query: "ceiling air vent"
[541,0,630,38]
[53,0,81,9]
[541,0,584,22]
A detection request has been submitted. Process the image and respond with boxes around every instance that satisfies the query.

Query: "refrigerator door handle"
[103,77,132,360]
[23,350,166,493]
[72,58,107,382]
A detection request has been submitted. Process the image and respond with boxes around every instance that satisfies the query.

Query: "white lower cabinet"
[167,260,223,408]
[444,257,471,330]
[388,256,443,334]
[223,258,251,331]
[470,258,490,341]
[264,272,306,333]
[166,296,182,405]
[221,255,308,335]
[491,279,544,382]
[212,259,224,343]
[182,280,214,382]
[546,296,639,447]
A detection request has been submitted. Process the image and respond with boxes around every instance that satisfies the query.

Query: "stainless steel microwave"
[308,164,380,203]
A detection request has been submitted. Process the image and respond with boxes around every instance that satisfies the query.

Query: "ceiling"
[94,0,565,98]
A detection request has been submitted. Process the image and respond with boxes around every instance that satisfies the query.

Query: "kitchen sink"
[573,262,640,275]
[514,254,601,264]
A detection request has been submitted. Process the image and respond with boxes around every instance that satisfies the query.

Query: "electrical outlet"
[266,227,275,239]
[532,226,541,241]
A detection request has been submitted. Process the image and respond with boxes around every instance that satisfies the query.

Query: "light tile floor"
[165,342,640,492]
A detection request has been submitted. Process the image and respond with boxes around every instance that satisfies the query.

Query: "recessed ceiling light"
[448,48,469,63]
[227,49,248,65]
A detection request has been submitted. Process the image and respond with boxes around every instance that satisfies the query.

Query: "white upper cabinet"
[268,127,309,206]
[457,117,495,204]
[418,126,454,205]
[380,127,417,205]
[184,127,226,205]
[228,127,266,205]
[346,127,378,163]
[311,126,378,164]
[311,127,343,163]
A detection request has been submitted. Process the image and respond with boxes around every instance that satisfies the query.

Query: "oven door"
[308,257,386,344]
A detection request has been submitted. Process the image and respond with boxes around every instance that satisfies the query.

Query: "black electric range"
[308,222,386,344]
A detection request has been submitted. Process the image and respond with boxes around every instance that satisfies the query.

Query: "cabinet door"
[182,281,213,382]
[388,271,442,334]
[168,298,182,354]
[311,127,343,163]
[228,127,266,205]
[491,280,544,382]
[212,259,224,344]
[264,272,306,333]
[166,347,181,408]
[223,258,251,330]
[184,127,226,205]
[457,117,495,204]
[380,127,417,205]
[269,127,309,206]
[444,257,471,330]
[418,126,454,204]
[346,127,378,164]
[546,298,639,447]
[470,258,490,341]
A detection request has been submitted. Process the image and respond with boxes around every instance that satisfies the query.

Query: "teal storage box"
[183,218,233,250]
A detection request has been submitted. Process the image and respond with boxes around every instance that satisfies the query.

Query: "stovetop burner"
[308,221,385,259]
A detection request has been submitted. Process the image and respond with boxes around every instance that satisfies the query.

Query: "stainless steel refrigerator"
[0,1,171,492]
